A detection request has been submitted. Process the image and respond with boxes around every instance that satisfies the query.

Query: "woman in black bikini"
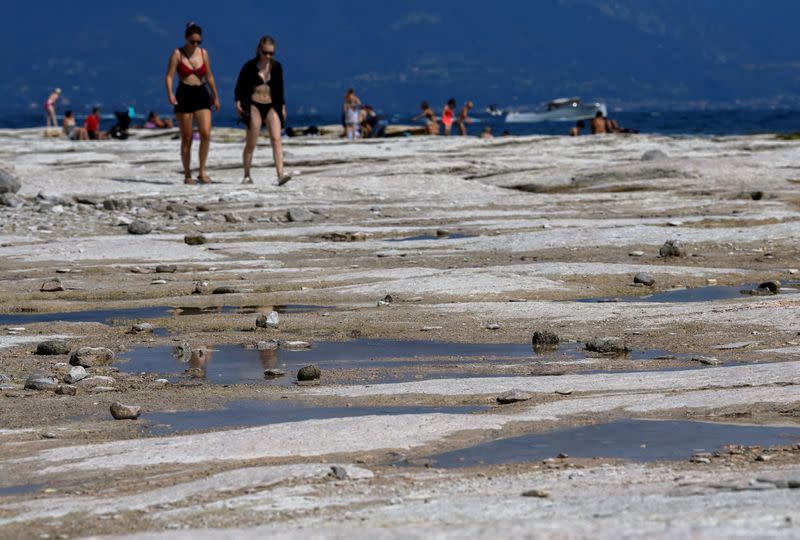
[235,35,291,186]
[165,22,220,184]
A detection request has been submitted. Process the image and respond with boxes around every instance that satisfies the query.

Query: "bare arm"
[202,49,221,112]
[165,50,179,105]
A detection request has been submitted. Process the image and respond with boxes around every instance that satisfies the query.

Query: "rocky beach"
[1,127,799,538]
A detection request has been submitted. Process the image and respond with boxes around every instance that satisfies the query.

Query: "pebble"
[628,251,645,257]
[78,375,116,387]
[64,365,87,384]
[155,264,177,273]
[212,286,241,294]
[330,465,349,480]
[659,239,686,258]
[633,272,655,286]
[521,489,550,498]
[484,323,500,330]
[110,402,141,420]
[554,389,574,395]
[130,322,154,334]
[127,220,152,235]
[184,234,207,245]
[789,269,799,275]
[641,149,667,161]
[24,374,58,391]
[90,386,118,393]
[706,278,718,285]
[150,279,167,285]
[297,364,321,381]
[192,281,210,295]
[40,278,65,292]
[585,337,628,355]
[254,311,280,329]
[223,213,241,223]
[56,384,77,395]
[690,457,711,464]
[0,168,21,194]
[264,369,286,378]
[755,454,771,462]
[420,326,443,332]
[36,340,71,356]
[287,208,314,222]
[692,355,723,366]
[497,390,533,404]
[283,340,312,350]
[154,378,169,385]
[69,347,114,367]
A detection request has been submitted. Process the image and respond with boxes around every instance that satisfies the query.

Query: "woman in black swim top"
[234,35,290,186]
[165,22,220,184]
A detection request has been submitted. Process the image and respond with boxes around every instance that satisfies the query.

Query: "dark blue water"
[5,109,800,136]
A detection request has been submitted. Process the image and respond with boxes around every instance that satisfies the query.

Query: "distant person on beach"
[590,111,608,134]
[456,101,473,135]
[84,107,104,140]
[441,98,456,135]
[165,22,221,184]
[62,111,88,140]
[412,101,439,135]
[145,111,173,129]
[361,105,387,138]
[44,88,62,132]
[480,126,493,139]
[235,35,291,186]
[342,89,362,140]
[569,120,585,136]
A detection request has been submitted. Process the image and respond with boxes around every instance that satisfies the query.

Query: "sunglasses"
[189,39,202,45]
[259,49,275,56]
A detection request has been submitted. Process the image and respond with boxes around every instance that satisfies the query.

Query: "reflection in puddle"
[0,483,44,497]
[118,339,538,385]
[387,233,474,242]
[426,420,800,468]
[0,304,328,326]
[578,282,800,303]
[118,339,684,385]
[143,400,488,436]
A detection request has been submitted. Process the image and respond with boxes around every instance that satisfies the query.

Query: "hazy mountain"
[3,0,799,117]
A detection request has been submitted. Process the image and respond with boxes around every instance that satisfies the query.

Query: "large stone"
[127,220,153,235]
[633,272,655,286]
[69,347,114,367]
[36,340,70,355]
[532,331,560,352]
[129,322,154,334]
[102,198,128,211]
[155,265,177,273]
[192,281,210,295]
[77,375,116,387]
[0,169,22,194]
[585,337,628,355]
[659,240,686,258]
[24,373,58,391]
[184,234,207,245]
[0,193,23,207]
[110,402,141,420]
[64,365,87,384]
[264,369,286,378]
[758,280,781,294]
[287,208,314,222]
[40,278,65,292]
[297,365,321,381]
[212,286,241,294]
[56,384,77,395]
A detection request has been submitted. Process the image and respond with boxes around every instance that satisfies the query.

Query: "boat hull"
[505,103,607,123]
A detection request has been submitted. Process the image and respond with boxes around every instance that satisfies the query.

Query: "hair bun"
[186,21,196,29]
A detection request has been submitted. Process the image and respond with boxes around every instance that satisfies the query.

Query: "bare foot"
[184,178,197,185]
[278,173,292,186]
[197,175,212,184]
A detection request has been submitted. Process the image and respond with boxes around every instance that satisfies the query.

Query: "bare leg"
[265,108,285,182]
[458,121,467,136]
[242,105,263,181]
[195,109,212,182]
[176,112,194,182]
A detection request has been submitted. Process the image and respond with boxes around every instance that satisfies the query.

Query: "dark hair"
[447,98,456,107]
[421,101,429,109]
[185,22,202,38]
[64,110,73,118]
[576,120,585,128]
[595,111,604,118]
[91,106,100,113]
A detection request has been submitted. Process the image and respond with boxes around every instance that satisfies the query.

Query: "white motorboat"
[505,98,607,123]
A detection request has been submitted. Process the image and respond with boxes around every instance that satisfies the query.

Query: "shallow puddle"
[426,419,800,468]
[387,233,474,242]
[117,339,683,385]
[143,400,488,436]
[578,282,800,303]
[117,339,537,385]
[0,304,327,326]
[0,483,44,497]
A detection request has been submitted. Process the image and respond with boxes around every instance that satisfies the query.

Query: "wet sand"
[1,128,799,538]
